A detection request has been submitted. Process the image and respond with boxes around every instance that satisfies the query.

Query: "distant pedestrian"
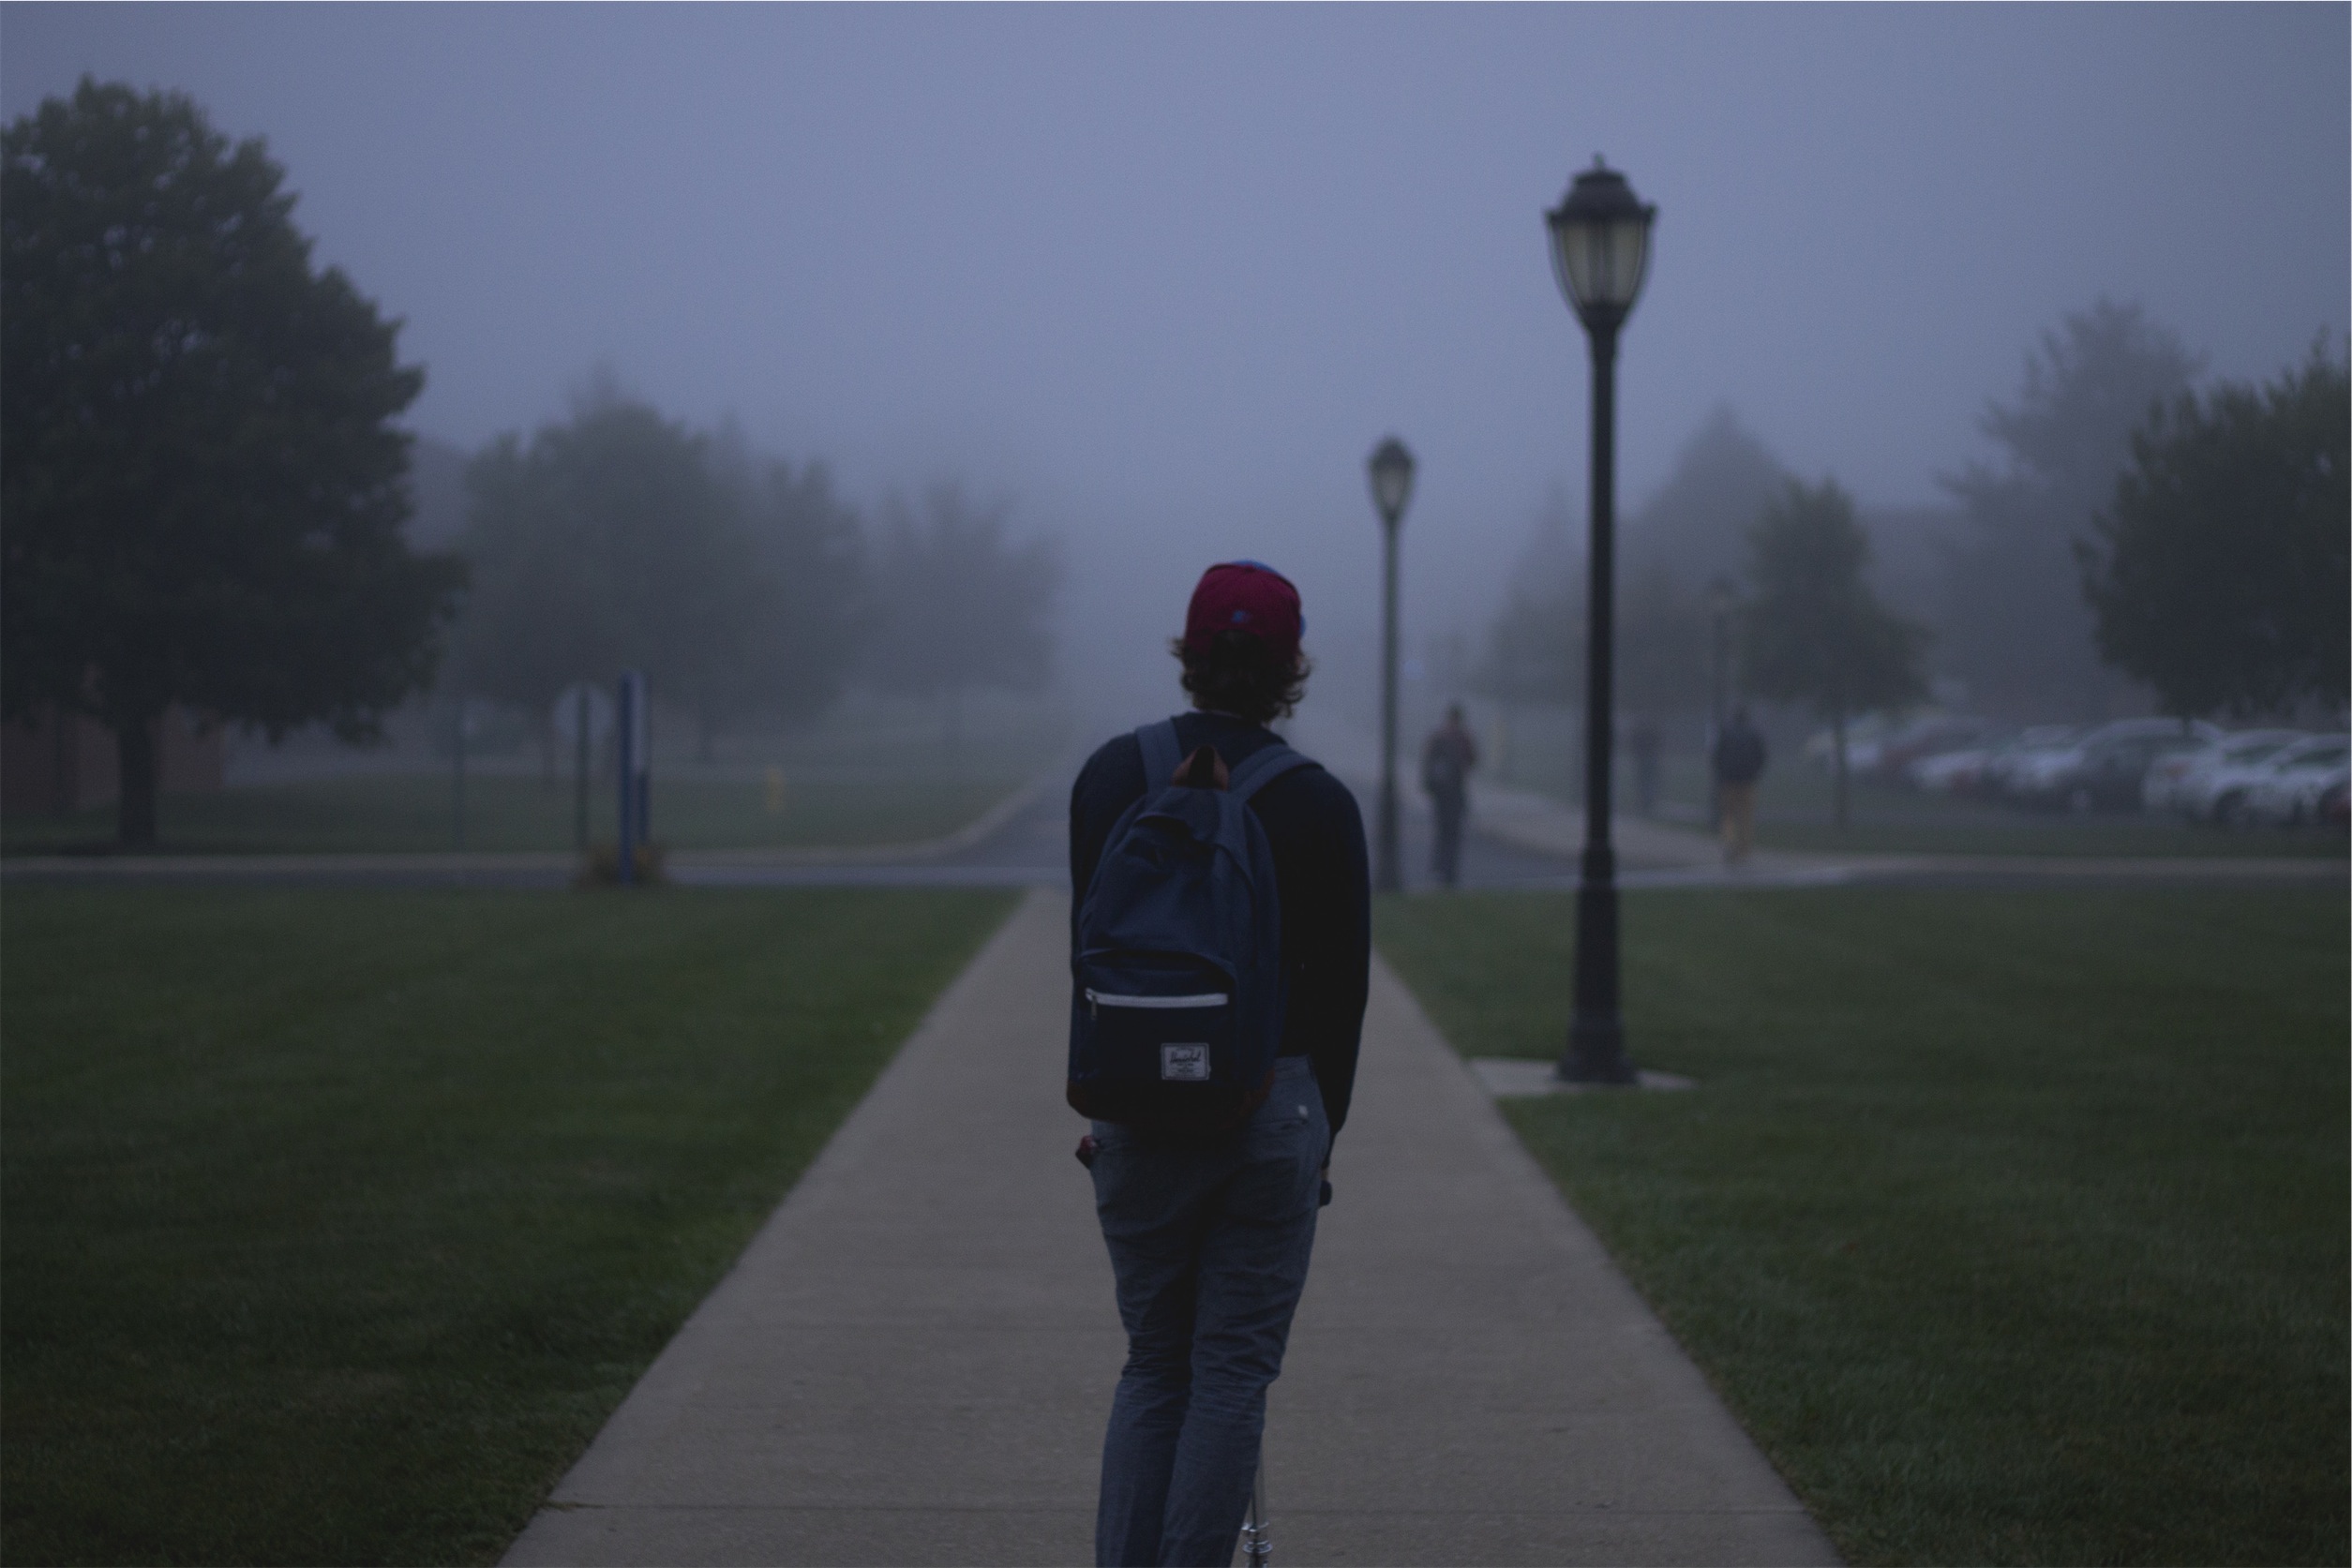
[1421,704,1479,888]
[1067,560,1370,1567]
[1628,715,1662,817]
[1712,705,1769,864]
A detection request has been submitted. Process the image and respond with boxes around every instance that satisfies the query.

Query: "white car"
[1975,725,2083,798]
[2245,738,2351,826]
[2148,729,2304,816]
[1909,743,1997,794]
[2004,717,2223,806]
[1805,712,1895,772]
[2197,735,2337,826]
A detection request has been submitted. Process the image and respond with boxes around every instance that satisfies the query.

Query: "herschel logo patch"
[1161,1043,1210,1082]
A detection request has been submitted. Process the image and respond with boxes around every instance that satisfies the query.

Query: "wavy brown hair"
[1172,630,1311,725]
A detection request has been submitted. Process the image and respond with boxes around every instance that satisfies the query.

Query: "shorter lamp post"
[1706,574,1735,831]
[1368,437,1416,893]
[1546,157,1655,1085]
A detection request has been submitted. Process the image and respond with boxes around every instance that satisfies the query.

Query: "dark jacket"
[1713,721,1769,786]
[1070,712,1371,1142]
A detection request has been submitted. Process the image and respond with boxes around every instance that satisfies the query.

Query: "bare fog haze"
[4,2,2345,732]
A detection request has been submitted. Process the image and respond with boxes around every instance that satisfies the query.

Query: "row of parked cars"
[1808,712,2350,826]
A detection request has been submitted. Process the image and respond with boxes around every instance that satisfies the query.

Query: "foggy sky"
[5,4,2345,718]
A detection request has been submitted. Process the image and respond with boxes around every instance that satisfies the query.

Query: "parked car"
[2065,732,2217,813]
[1874,716,1996,782]
[2244,737,2350,826]
[1973,725,2084,799]
[2005,718,2223,810]
[1908,738,2003,794]
[2157,730,2308,819]
[2198,734,2340,826]
[1805,711,1896,772]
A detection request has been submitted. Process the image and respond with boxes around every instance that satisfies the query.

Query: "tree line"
[1,81,1057,845]
[1479,301,2350,763]
[450,387,1057,769]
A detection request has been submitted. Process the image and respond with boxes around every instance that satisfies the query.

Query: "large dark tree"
[2079,341,2349,720]
[1,81,463,844]
[1741,478,1928,828]
[865,483,1057,758]
[1938,300,2200,718]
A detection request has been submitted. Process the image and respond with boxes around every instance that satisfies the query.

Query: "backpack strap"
[1228,739,1311,803]
[1134,719,1182,792]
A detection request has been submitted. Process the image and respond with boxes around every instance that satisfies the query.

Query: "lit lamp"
[1546,157,1655,1084]
[1367,437,1415,893]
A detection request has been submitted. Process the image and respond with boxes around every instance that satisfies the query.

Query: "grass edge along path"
[1375,888,2349,1567]
[1,886,1018,1567]
[0,769,1033,858]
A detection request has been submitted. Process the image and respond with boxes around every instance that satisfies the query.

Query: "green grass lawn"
[1377,888,2348,1566]
[1,886,1017,1566]
[1,769,1026,857]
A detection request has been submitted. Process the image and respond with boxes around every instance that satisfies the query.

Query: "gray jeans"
[1089,1056,1327,1567]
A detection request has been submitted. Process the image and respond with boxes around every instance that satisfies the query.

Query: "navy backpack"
[1067,719,1310,1135]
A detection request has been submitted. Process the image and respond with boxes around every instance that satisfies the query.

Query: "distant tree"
[722,452,865,735]
[1741,478,1929,828]
[1477,583,1581,706]
[1622,404,1790,587]
[1617,563,1709,720]
[1476,484,1582,705]
[865,483,1057,758]
[456,393,768,763]
[1483,411,1781,726]
[1939,300,2201,718]
[0,81,463,844]
[2078,341,2349,720]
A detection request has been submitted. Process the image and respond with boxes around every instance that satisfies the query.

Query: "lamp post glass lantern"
[1368,437,1415,893]
[1547,157,1655,1084]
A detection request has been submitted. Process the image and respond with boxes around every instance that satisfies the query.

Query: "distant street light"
[1546,157,1656,1085]
[1706,574,1736,832]
[1368,437,1416,893]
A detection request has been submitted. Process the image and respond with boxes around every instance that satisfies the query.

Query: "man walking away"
[1420,704,1478,888]
[1712,705,1768,864]
[1069,560,1371,1567]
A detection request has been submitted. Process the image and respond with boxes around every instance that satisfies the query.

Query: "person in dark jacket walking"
[1712,705,1769,864]
[1420,704,1479,887]
[1069,560,1370,1568]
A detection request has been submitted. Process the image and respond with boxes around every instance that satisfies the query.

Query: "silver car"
[2150,729,2305,817]
[2245,737,2351,826]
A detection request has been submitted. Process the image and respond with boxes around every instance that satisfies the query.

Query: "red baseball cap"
[1183,560,1303,659]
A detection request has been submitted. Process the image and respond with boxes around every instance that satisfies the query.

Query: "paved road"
[502,889,1838,1567]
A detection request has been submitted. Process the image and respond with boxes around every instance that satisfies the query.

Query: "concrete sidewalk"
[504,889,1835,1567]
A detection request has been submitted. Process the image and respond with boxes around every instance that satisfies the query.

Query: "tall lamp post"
[1368,437,1416,893]
[1706,574,1735,831]
[1547,157,1656,1084]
